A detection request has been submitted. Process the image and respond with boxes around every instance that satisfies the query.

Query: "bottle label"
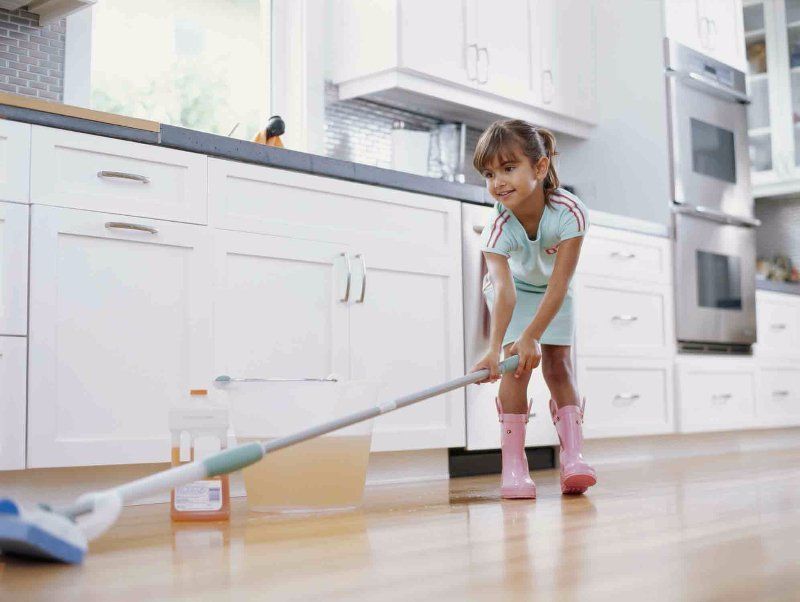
[174,480,223,512]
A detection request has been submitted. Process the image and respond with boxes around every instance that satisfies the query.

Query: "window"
[67,0,270,140]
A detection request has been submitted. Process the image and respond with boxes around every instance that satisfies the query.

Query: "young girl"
[469,119,596,498]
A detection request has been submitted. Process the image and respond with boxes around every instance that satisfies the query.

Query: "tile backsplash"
[0,8,65,101]
[755,198,800,269]
[324,81,485,186]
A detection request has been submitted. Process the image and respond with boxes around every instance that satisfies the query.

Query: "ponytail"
[535,127,560,202]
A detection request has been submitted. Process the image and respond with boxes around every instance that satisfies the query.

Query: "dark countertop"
[757,280,800,296]
[1,102,490,206]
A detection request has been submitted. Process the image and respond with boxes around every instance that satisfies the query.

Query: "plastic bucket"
[221,379,382,513]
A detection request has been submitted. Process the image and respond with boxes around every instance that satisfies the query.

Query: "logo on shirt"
[545,244,559,255]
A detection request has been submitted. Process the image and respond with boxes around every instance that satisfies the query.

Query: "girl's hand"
[508,335,542,378]
[469,348,502,384]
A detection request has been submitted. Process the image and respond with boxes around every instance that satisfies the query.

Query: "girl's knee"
[542,356,573,385]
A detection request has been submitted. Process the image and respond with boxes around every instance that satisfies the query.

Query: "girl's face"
[481,146,549,210]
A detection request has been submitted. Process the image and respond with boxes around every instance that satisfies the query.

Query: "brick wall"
[0,7,65,101]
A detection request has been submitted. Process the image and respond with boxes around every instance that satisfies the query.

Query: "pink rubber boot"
[497,398,537,499]
[550,398,597,495]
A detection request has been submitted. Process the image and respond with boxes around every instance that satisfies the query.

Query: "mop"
[0,355,520,564]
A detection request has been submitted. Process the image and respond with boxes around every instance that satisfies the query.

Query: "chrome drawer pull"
[612,315,638,322]
[711,393,732,405]
[472,224,484,234]
[612,393,640,407]
[104,222,158,235]
[97,170,150,184]
[770,323,787,330]
[355,253,367,304]
[214,375,338,385]
[339,252,352,303]
[610,251,637,260]
[772,390,790,397]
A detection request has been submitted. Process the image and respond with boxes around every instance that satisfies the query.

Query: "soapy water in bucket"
[240,435,372,513]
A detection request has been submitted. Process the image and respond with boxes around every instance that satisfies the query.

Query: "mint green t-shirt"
[479,188,590,294]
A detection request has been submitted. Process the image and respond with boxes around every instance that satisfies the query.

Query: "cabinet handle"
[214,375,338,385]
[339,252,352,303]
[711,393,732,405]
[97,170,150,184]
[477,47,489,84]
[104,222,158,234]
[707,18,717,50]
[355,253,367,304]
[466,43,479,82]
[772,390,790,397]
[611,315,638,322]
[699,16,710,49]
[612,393,640,407]
[542,69,554,104]
[770,323,787,330]
[610,251,637,260]
[472,224,485,234]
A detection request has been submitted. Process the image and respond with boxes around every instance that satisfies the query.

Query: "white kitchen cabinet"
[577,225,672,286]
[28,205,212,468]
[754,289,800,360]
[349,235,466,450]
[0,202,28,336]
[30,126,208,224]
[330,0,596,138]
[0,119,30,204]
[574,276,674,359]
[579,357,674,439]
[664,0,746,70]
[745,0,800,197]
[676,356,757,433]
[209,158,466,452]
[0,336,26,471]
[756,363,800,426]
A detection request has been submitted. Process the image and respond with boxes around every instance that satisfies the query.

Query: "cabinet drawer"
[757,366,800,427]
[0,336,26,471]
[30,126,207,224]
[578,226,671,285]
[579,359,673,439]
[0,202,28,335]
[575,277,672,358]
[755,291,800,359]
[208,158,457,254]
[676,359,756,433]
[0,120,30,204]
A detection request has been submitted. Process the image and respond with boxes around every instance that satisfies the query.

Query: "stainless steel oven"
[665,39,760,352]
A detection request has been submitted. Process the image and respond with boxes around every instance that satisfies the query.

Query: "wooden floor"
[2,449,800,601]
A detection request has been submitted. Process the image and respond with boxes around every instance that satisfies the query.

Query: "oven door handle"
[668,69,750,104]
[674,204,761,228]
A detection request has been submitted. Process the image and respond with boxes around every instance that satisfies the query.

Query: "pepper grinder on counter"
[253,115,286,147]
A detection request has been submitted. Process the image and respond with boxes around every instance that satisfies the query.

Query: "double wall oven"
[665,40,760,353]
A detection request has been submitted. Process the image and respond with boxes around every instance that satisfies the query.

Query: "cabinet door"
[754,290,800,360]
[0,336,26,471]
[0,119,30,204]
[757,364,800,426]
[0,202,28,336]
[702,0,746,69]
[400,0,476,88]
[474,0,531,101]
[531,0,596,121]
[348,237,466,451]
[664,0,706,54]
[28,206,212,468]
[213,229,350,389]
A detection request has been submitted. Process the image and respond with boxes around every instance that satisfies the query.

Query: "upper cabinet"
[664,0,746,71]
[744,0,800,197]
[330,0,597,139]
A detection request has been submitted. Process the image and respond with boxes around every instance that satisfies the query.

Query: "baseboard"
[448,446,555,478]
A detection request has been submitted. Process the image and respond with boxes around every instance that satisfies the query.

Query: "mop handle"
[64,355,519,519]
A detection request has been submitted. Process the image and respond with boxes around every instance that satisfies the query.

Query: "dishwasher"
[461,201,558,450]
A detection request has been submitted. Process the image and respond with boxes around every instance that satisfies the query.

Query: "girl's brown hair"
[472,119,560,201]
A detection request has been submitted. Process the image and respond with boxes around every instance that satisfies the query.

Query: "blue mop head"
[0,499,87,564]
